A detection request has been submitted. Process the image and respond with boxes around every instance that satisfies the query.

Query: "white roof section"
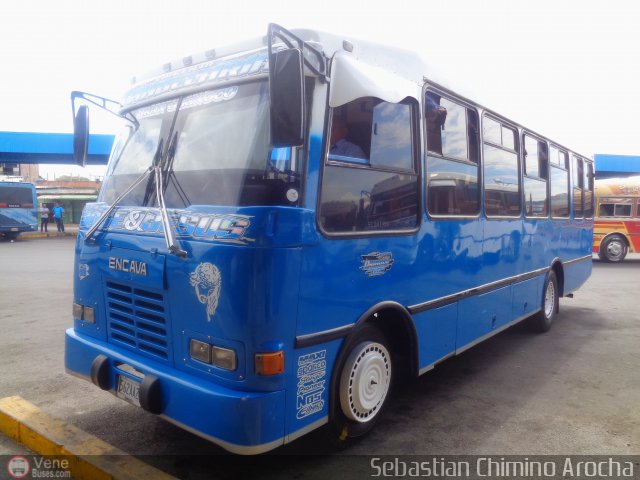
[127,27,448,107]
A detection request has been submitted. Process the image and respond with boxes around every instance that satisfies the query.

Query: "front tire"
[530,270,558,333]
[599,234,628,263]
[327,325,392,447]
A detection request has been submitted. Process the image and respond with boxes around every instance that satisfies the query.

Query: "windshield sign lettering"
[81,206,253,244]
[124,52,268,106]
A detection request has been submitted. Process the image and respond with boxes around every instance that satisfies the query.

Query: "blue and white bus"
[0,181,37,240]
[65,25,594,454]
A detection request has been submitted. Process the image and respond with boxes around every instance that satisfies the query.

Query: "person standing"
[39,203,49,232]
[52,203,65,233]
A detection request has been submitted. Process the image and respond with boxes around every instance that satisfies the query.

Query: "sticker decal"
[359,251,394,277]
[80,205,254,245]
[78,263,90,280]
[296,350,327,420]
[190,263,222,321]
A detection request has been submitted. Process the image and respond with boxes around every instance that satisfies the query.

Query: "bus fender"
[328,301,418,421]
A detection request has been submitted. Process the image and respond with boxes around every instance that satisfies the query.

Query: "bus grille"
[105,281,170,361]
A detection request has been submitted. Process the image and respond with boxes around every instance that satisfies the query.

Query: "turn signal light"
[255,351,284,376]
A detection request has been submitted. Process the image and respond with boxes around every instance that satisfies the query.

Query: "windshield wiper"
[152,98,188,257]
[154,160,186,257]
[83,165,153,243]
[84,136,164,243]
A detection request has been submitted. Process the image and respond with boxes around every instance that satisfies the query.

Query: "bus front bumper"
[65,328,286,455]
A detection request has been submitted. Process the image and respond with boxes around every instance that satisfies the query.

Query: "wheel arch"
[550,258,565,297]
[328,301,419,421]
[601,232,631,248]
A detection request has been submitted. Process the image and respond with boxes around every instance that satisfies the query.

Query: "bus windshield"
[100,81,297,208]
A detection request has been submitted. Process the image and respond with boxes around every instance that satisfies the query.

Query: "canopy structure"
[0,132,114,165]
[594,154,640,179]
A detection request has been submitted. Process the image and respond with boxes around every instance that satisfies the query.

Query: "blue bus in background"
[0,181,37,240]
[65,25,594,454]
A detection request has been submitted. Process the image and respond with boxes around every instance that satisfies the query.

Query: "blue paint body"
[65,137,592,453]
[64,39,593,454]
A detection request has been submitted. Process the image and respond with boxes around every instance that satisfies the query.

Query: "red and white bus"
[593,176,640,262]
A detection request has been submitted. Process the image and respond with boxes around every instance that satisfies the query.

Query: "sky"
[2,0,639,179]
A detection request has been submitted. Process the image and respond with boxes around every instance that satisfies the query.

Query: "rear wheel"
[530,270,558,333]
[599,234,627,263]
[327,325,392,447]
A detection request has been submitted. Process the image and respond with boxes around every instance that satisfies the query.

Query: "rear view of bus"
[0,181,37,240]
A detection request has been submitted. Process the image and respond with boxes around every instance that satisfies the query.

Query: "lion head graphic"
[189,263,222,321]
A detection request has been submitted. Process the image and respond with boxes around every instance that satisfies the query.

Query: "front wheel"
[530,270,559,333]
[327,325,392,447]
[599,235,628,263]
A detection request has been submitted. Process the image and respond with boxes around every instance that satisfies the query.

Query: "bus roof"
[126,26,591,161]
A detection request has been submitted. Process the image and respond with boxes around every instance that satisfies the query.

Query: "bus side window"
[549,146,570,218]
[599,197,632,217]
[426,91,480,216]
[584,162,594,218]
[483,116,521,217]
[523,134,549,217]
[320,97,419,233]
[573,156,584,219]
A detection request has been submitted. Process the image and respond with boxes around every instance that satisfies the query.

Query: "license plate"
[10,228,18,231]
[116,375,141,407]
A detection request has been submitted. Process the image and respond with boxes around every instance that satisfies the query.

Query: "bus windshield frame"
[101,80,300,209]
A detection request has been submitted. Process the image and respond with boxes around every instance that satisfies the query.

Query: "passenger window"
[426,92,480,216]
[320,97,419,233]
[550,146,569,218]
[370,102,413,171]
[573,156,584,218]
[523,134,549,217]
[599,198,632,217]
[483,116,521,217]
[584,162,594,218]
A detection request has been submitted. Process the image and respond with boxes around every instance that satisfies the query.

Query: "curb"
[0,396,177,480]
[20,232,77,239]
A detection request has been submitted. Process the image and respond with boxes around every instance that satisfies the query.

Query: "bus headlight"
[211,346,237,371]
[72,303,95,324]
[189,339,237,371]
[73,303,83,321]
[83,306,95,323]
[189,339,211,363]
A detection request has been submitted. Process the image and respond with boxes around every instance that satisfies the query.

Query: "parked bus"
[65,25,594,454]
[593,176,640,262]
[0,181,37,240]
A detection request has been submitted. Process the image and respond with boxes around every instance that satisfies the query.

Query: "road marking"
[0,395,177,480]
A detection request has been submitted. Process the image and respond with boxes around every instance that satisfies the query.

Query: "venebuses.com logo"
[7,456,29,479]
[5,455,71,478]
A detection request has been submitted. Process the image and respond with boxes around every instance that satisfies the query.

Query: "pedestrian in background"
[52,203,65,233]
[39,203,49,232]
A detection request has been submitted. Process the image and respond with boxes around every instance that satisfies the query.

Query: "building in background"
[36,179,100,224]
[0,162,40,183]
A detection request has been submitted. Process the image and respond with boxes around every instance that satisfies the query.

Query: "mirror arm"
[267,23,327,80]
[71,91,138,128]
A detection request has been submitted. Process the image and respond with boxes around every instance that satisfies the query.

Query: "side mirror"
[73,105,89,167]
[269,48,304,147]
